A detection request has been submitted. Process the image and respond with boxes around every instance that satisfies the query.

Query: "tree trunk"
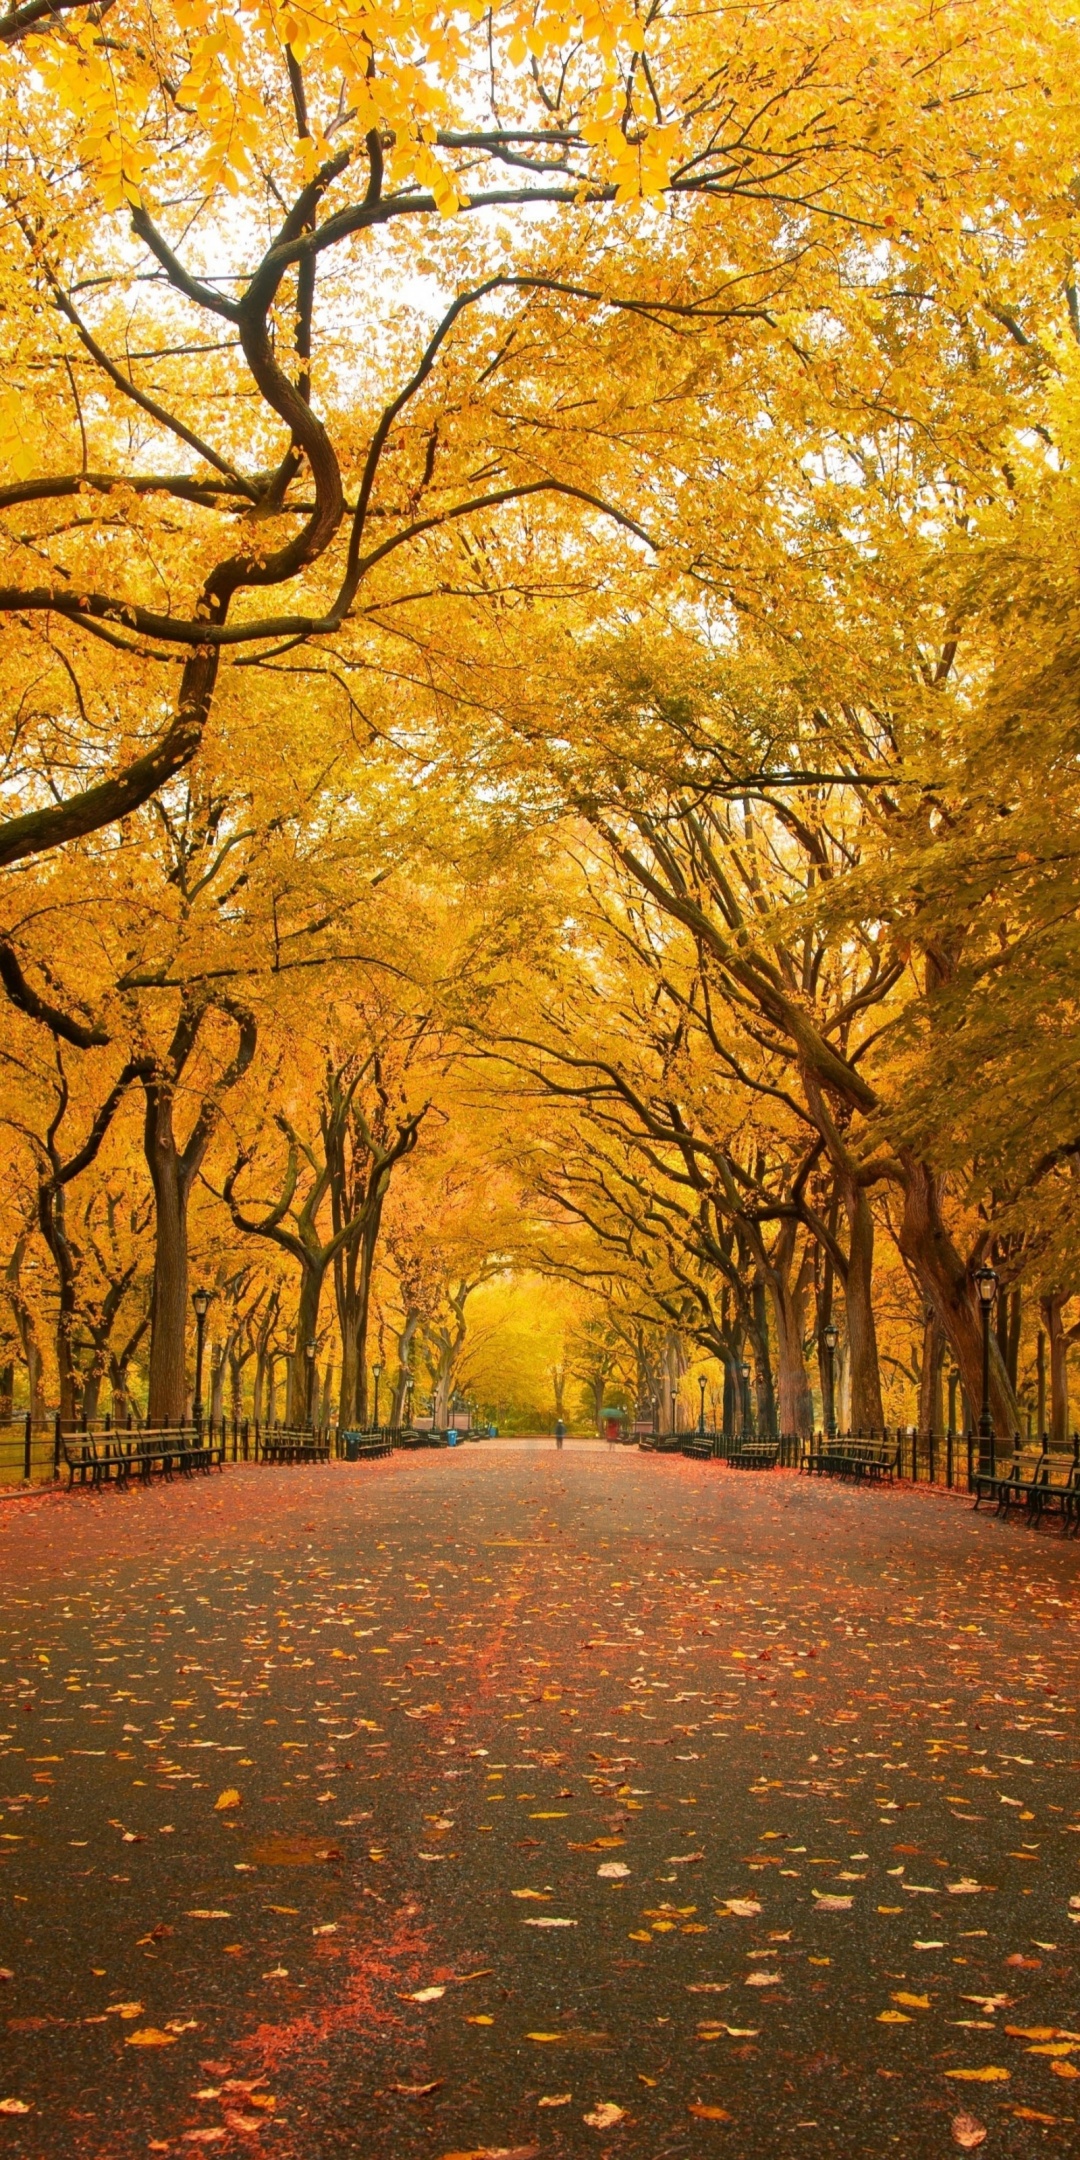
[0,1359,12,1420]
[144,1000,256,1426]
[770,1277,813,1437]
[918,1310,946,1435]
[290,1263,324,1427]
[1041,1295,1069,1447]
[391,1306,420,1426]
[210,1340,226,1423]
[145,1113,191,1426]
[751,1277,777,1441]
[841,1177,884,1429]
[722,1352,738,1438]
[897,1156,1018,1435]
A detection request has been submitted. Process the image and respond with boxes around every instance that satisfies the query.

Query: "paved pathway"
[0,1447,1077,2159]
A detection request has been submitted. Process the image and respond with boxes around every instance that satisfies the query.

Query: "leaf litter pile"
[0,1447,1077,2158]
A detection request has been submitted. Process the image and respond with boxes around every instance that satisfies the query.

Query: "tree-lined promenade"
[1,1,1080,1453]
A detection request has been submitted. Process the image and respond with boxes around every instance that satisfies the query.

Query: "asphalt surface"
[0,1442,1077,2160]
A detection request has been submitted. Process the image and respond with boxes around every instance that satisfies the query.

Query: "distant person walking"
[555,1418,564,1451]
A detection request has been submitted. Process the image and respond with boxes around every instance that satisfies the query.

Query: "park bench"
[805,1434,900,1482]
[59,1424,223,1489]
[259,1427,330,1464]
[340,1428,394,1461]
[972,1438,1080,1530]
[681,1435,715,1460]
[728,1440,781,1469]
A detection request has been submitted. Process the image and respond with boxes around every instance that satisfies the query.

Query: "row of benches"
[651,1426,1080,1532]
[60,1427,225,1488]
[58,1420,405,1487]
[678,1436,781,1469]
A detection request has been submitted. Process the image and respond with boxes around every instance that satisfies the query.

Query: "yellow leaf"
[126,2028,178,2049]
[892,1992,930,2009]
[944,2069,1010,2083]
[214,1788,241,1812]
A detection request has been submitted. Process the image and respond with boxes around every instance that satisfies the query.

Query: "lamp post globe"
[823,1320,840,1440]
[972,1264,998,1473]
[191,1287,211,1431]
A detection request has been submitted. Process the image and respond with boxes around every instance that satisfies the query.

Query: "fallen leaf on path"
[126,2028,179,2048]
[812,1895,852,1911]
[522,1917,577,1928]
[537,2094,572,2107]
[951,2113,987,2149]
[435,2149,538,2159]
[214,1789,241,1812]
[391,2081,441,2097]
[724,1900,760,1917]
[106,2001,144,2020]
[403,1986,445,2003]
[583,2103,626,2128]
[1011,2109,1056,2123]
[944,2068,1010,2083]
[688,2104,732,2121]
[1050,2062,1080,2079]
[892,1993,930,2010]
[0,2101,30,2116]
[744,1972,781,1987]
[597,1862,630,1879]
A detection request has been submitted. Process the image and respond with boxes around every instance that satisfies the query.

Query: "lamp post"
[372,1360,382,1432]
[740,1359,751,1441]
[698,1374,706,1438]
[973,1264,997,1473]
[823,1320,839,1440]
[305,1338,316,1431]
[191,1287,211,1431]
